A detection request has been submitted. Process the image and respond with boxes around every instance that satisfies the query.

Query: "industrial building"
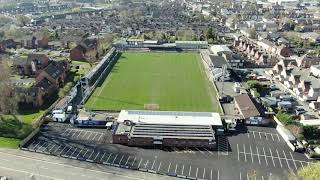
[112,110,223,149]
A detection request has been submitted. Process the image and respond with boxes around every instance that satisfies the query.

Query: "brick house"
[17,34,48,49]
[70,38,98,62]
[14,53,50,77]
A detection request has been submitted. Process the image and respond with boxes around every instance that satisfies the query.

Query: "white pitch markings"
[237,144,240,161]
[283,150,291,169]
[250,145,254,163]
[256,147,261,164]
[290,152,298,170]
[243,144,247,162]
[263,147,268,166]
[269,148,275,167]
[276,149,282,167]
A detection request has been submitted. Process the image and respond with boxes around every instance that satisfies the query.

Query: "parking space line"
[239,172,241,180]
[249,145,253,163]
[65,146,72,155]
[100,152,106,162]
[106,153,113,163]
[290,152,298,170]
[151,159,156,170]
[263,147,268,166]
[119,155,124,165]
[243,144,247,162]
[271,134,275,141]
[131,157,136,167]
[76,131,83,139]
[83,149,90,158]
[94,152,100,161]
[70,129,78,138]
[218,170,220,180]
[237,144,240,161]
[157,162,162,172]
[112,154,118,164]
[144,160,149,169]
[61,128,70,136]
[88,150,95,160]
[262,175,264,180]
[53,144,62,154]
[91,133,98,141]
[269,148,275,167]
[86,132,94,140]
[195,147,205,155]
[259,132,261,139]
[277,134,281,142]
[33,141,41,150]
[188,165,191,177]
[66,129,74,136]
[283,150,291,169]
[70,148,78,157]
[210,169,213,180]
[167,162,171,173]
[48,143,57,152]
[256,147,261,164]
[35,141,44,150]
[247,132,250,138]
[174,164,178,174]
[276,149,282,167]
[76,147,84,157]
[125,156,131,166]
[59,146,67,155]
[202,168,206,179]
[204,148,214,155]
[265,132,268,140]
[196,167,198,178]
[97,134,103,141]
[252,131,256,139]
[138,158,143,168]
[81,131,88,139]
[181,164,184,175]
[300,161,304,169]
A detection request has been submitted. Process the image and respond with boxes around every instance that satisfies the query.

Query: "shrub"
[276,111,293,125]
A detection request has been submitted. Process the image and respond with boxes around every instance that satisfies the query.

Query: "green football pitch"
[85,52,220,112]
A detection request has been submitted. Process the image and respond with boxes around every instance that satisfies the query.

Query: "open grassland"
[85,52,220,112]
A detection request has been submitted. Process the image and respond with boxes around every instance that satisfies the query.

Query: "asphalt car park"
[23,122,316,180]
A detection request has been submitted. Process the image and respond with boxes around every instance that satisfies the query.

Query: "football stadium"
[85,51,220,112]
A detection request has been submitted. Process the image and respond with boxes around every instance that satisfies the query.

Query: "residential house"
[310,65,320,78]
[14,53,50,77]
[70,38,98,62]
[300,32,320,43]
[295,55,320,68]
[17,34,49,49]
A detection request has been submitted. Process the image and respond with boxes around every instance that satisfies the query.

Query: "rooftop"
[117,110,223,126]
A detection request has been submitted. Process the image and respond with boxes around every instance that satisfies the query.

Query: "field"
[85,52,220,112]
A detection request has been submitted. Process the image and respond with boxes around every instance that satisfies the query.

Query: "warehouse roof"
[234,94,261,119]
[130,124,215,140]
[117,110,222,126]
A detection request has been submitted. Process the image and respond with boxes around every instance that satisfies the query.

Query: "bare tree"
[0,61,18,114]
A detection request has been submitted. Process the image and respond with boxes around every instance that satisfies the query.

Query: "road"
[0,149,177,180]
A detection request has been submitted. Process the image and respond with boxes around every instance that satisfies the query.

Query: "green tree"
[276,111,293,125]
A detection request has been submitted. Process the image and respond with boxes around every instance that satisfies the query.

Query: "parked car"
[295,108,306,115]
[219,95,233,103]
